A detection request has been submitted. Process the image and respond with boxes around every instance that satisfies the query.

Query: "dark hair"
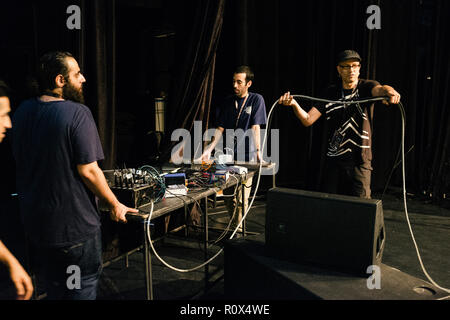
[37,51,74,93]
[234,65,254,83]
[0,79,11,98]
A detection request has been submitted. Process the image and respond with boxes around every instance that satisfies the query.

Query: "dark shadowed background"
[0,0,449,202]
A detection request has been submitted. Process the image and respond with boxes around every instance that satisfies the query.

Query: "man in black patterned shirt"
[279,50,401,198]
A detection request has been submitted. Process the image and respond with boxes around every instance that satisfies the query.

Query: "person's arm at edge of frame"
[0,240,33,300]
[279,91,322,127]
[77,161,138,223]
[371,84,401,105]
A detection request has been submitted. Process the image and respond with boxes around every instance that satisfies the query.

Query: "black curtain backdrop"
[212,0,450,202]
[0,0,448,203]
[160,0,225,162]
[1,0,226,170]
[214,0,382,191]
[85,0,117,170]
[1,0,84,196]
[418,0,450,200]
[0,0,117,169]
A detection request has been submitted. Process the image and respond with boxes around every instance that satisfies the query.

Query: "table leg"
[184,204,188,237]
[241,177,246,237]
[143,221,153,300]
[273,165,276,188]
[204,196,209,289]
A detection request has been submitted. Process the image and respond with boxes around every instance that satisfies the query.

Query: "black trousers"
[321,158,372,199]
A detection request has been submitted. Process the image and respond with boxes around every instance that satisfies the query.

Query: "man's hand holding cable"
[372,85,401,105]
[386,87,401,105]
[279,91,322,127]
[279,91,295,107]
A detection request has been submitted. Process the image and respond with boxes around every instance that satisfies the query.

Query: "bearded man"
[11,51,137,300]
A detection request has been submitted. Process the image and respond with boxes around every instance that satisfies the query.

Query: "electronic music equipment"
[102,169,162,208]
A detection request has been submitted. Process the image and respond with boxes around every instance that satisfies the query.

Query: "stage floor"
[100,191,450,300]
[0,190,449,301]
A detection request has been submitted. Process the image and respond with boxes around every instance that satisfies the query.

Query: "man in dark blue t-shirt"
[203,67,267,163]
[279,50,401,199]
[11,52,137,300]
[201,66,267,231]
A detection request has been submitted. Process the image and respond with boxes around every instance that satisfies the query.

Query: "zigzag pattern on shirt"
[325,91,368,120]
[338,138,371,149]
[327,148,352,157]
[341,117,360,128]
[340,121,369,140]
[325,89,372,157]
[355,104,367,120]
[325,104,345,114]
[327,137,370,157]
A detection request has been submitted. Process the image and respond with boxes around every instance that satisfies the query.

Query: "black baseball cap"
[337,50,362,64]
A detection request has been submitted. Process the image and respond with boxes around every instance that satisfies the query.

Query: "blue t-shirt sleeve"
[250,94,267,126]
[216,96,232,129]
[71,106,105,165]
[216,104,227,128]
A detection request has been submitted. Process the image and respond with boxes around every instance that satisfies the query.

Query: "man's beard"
[63,81,85,104]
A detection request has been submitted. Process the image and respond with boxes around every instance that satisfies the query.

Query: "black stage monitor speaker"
[265,188,386,276]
